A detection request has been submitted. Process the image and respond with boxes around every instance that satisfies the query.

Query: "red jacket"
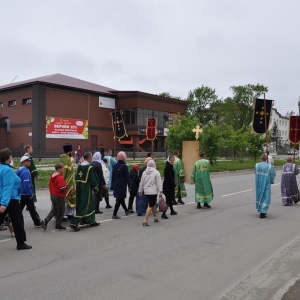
[49,172,67,197]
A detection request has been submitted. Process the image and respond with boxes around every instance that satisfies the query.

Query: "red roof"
[0,73,116,95]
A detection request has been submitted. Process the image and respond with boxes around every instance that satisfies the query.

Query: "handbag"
[158,195,168,212]
[110,165,124,190]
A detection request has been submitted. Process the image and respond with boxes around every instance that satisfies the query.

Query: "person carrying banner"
[59,144,76,219]
[255,153,276,218]
[281,157,300,206]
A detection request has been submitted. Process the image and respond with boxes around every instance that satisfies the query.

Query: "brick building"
[0,74,187,157]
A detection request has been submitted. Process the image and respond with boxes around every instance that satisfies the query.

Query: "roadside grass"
[34,157,294,189]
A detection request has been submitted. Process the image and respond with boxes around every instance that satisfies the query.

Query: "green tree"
[248,130,265,161]
[166,114,199,154]
[186,86,218,125]
[227,126,249,161]
[202,124,222,164]
[158,92,182,100]
[270,121,280,149]
[221,84,268,131]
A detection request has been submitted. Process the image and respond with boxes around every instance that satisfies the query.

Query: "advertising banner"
[46,116,88,139]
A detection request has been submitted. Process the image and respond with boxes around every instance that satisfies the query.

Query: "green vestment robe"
[59,154,76,208]
[191,159,213,203]
[70,163,99,226]
[174,156,187,198]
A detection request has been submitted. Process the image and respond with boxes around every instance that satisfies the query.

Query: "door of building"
[91,135,97,153]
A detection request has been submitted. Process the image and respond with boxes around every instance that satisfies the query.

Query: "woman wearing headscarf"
[0,148,32,250]
[111,151,131,219]
[139,159,162,226]
[90,152,107,214]
[162,156,177,219]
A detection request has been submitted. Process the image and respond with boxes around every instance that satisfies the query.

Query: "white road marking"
[221,189,253,197]
[0,238,11,243]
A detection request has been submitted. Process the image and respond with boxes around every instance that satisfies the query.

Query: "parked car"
[287,149,298,155]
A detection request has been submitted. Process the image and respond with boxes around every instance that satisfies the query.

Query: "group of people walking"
[255,152,300,218]
[4,142,296,251]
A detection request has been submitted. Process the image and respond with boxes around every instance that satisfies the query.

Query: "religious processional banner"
[110,110,127,140]
[146,118,157,140]
[46,116,88,139]
[289,116,300,144]
[252,98,273,134]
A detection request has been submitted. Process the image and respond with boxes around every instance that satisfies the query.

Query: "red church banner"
[146,118,156,140]
[289,116,300,144]
[46,116,88,139]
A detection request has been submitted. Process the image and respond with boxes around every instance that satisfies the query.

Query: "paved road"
[1,170,300,300]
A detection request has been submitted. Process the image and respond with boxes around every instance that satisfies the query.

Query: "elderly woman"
[0,148,32,250]
[90,152,107,214]
[111,151,131,219]
[139,159,162,226]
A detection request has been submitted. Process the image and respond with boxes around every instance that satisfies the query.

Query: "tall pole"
[264,93,268,163]
[114,103,117,157]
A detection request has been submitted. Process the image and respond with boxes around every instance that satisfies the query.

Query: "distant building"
[0,74,187,156]
[269,107,289,145]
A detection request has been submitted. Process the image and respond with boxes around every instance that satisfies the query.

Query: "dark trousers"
[45,195,66,226]
[20,195,41,226]
[94,192,101,212]
[164,193,175,214]
[102,187,110,206]
[128,191,137,210]
[94,184,103,212]
[113,198,128,215]
[0,200,27,246]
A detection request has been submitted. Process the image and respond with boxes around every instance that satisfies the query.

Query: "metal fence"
[3,142,168,161]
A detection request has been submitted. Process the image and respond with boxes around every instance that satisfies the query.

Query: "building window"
[8,100,16,107]
[22,98,31,105]
[123,108,136,125]
[0,102,3,108]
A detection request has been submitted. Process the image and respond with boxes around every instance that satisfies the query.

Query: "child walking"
[128,164,140,213]
[42,163,67,230]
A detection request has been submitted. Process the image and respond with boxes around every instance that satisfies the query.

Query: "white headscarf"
[92,152,102,164]
[147,159,156,169]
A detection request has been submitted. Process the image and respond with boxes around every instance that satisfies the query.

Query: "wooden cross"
[192,125,203,141]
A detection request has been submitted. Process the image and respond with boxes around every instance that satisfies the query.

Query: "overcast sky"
[1,0,299,115]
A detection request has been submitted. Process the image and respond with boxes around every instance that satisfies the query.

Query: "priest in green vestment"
[191,151,214,209]
[59,144,76,217]
[70,152,100,231]
[173,150,187,204]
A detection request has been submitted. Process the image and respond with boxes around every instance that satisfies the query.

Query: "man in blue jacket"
[16,156,43,227]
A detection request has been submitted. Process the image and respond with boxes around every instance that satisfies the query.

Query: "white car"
[287,149,298,155]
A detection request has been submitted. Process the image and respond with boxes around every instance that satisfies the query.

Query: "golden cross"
[78,171,83,178]
[256,107,269,124]
[192,125,203,141]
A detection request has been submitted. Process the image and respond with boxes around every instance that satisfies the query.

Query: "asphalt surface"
[1,169,300,299]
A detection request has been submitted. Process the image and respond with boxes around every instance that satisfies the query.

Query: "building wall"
[0,86,33,148]
[45,87,115,151]
[0,83,187,156]
[270,108,289,145]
